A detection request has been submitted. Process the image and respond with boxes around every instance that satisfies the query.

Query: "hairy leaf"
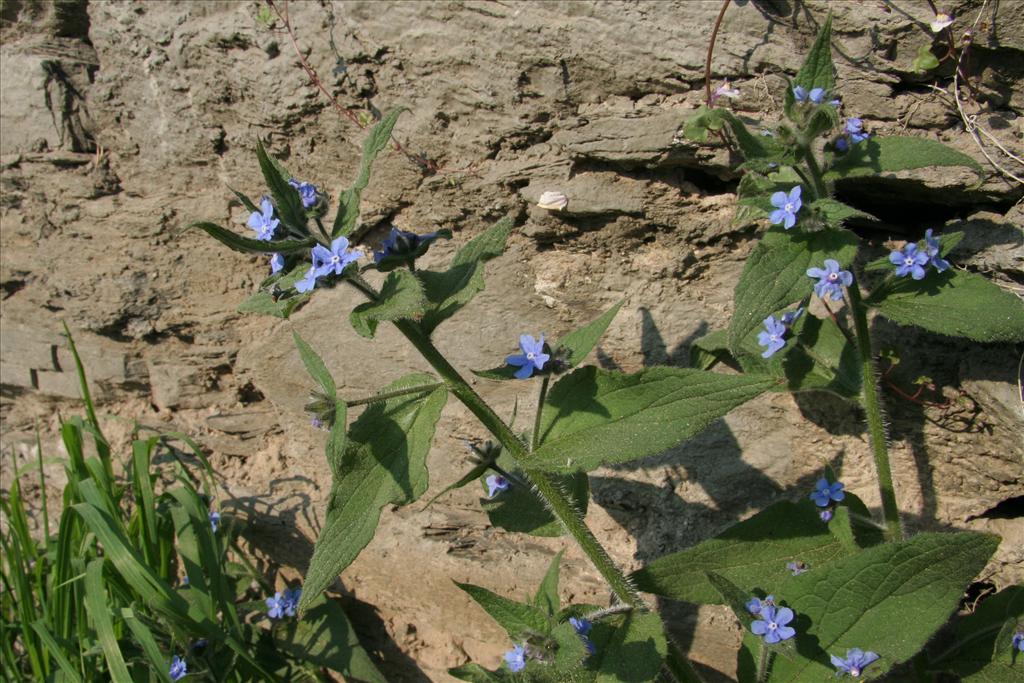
[870,269,1024,343]
[768,532,999,682]
[299,374,447,612]
[728,227,859,354]
[588,611,668,683]
[689,329,734,370]
[783,15,835,118]
[456,582,554,638]
[809,198,876,227]
[256,139,308,234]
[192,222,313,254]
[534,551,564,616]
[350,269,427,338]
[525,366,776,473]
[333,108,406,237]
[419,217,513,334]
[632,500,853,603]
[826,136,983,182]
[483,467,589,537]
[293,332,336,397]
[926,586,1024,681]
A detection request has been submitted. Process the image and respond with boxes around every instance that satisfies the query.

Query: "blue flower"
[751,605,796,644]
[506,334,550,379]
[270,253,285,274]
[809,87,826,104]
[820,509,834,522]
[889,243,930,280]
[806,259,853,301]
[810,478,845,507]
[830,648,880,677]
[169,655,187,681]
[757,316,787,359]
[793,86,808,102]
[845,118,869,144]
[769,186,802,229]
[373,227,445,271]
[247,197,280,241]
[288,178,319,209]
[780,308,803,327]
[485,474,509,498]
[294,237,364,293]
[746,594,774,615]
[924,229,950,272]
[570,617,597,655]
[787,561,808,576]
[504,644,527,672]
[266,587,301,619]
[1013,631,1024,652]
[209,511,220,533]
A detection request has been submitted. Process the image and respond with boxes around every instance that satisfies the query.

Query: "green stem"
[345,382,444,407]
[756,643,770,683]
[532,376,549,452]
[846,280,902,540]
[803,149,828,198]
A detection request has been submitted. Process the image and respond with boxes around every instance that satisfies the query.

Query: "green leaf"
[333,108,406,237]
[350,269,427,338]
[419,217,513,335]
[298,374,447,612]
[865,231,964,272]
[767,532,999,682]
[913,45,941,73]
[448,663,505,682]
[689,329,734,370]
[774,313,861,398]
[325,403,348,479]
[869,269,1024,343]
[588,611,668,683]
[483,467,589,537]
[293,331,336,397]
[684,106,788,162]
[84,559,132,683]
[273,594,387,683]
[474,301,623,380]
[534,551,564,616]
[727,227,859,354]
[927,586,1024,681]
[632,500,854,603]
[526,366,776,473]
[825,136,983,181]
[228,186,261,214]
[237,265,312,319]
[456,582,554,638]
[794,14,835,94]
[809,198,876,227]
[256,139,308,235]
[192,221,314,254]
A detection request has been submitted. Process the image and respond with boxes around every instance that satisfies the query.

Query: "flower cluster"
[807,259,852,302]
[758,309,801,359]
[889,229,949,280]
[266,587,302,619]
[769,186,803,229]
[506,334,551,379]
[169,655,187,681]
[834,118,869,152]
[295,237,364,293]
[831,648,880,678]
[751,603,796,644]
[570,617,597,655]
[485,474,509,498]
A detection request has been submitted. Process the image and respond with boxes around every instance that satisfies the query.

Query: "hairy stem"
[345,382,444,407]
[532,376,549,452]
[846,280,902,540]
[802,148,828,199]
[756,643,771,683]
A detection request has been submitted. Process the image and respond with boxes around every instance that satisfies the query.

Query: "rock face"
[1,1,1021,680]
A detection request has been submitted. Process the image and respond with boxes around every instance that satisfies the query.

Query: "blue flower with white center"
[806,259,853,302]
[889,242,930,280]
[209,511,220,533]
[787,561,808,576]
[757,316,787,359]
[169,655,187,681]
[504,644,527,672]
[294,237,364,293]
[266,587,301,619]
[506,334,550,379]
[485,474,509,498]
[924,229,950,272]
[247,197,280,241]
[831,648,880,677]
[570,617,597,655]
[769,186,802,229]
[288,178,319,209]
[751,605,796,644]
[270,253,285,274]
[810,478,845,507]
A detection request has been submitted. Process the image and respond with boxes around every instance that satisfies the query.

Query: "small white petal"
[537,191,568,210]
[930,12,954,33]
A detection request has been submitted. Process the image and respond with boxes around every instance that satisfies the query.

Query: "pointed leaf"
[192,222,314,254]
[350,269,428,338]
[728,227,859,354]
[237,265,312,319]
[256,139,308,234]
[869,269,1024,343]
[588,611,668,683]
[299,374,447,611]
[456,582,554,638]
[293,331,336,397]
[84,559,132,683]
[689,329,734,370]
[632,500,853,603]
[926,586,1024,681]
[825,136,983,181]
[809,198,876,226]
[794,14,835,94]
[555,300,624,368]
[525,366,776,473]
[419,217,513,334]
[768,532,999,681]
[484,467,588,537]
[534,551,564,616]
[333,108,407,237]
